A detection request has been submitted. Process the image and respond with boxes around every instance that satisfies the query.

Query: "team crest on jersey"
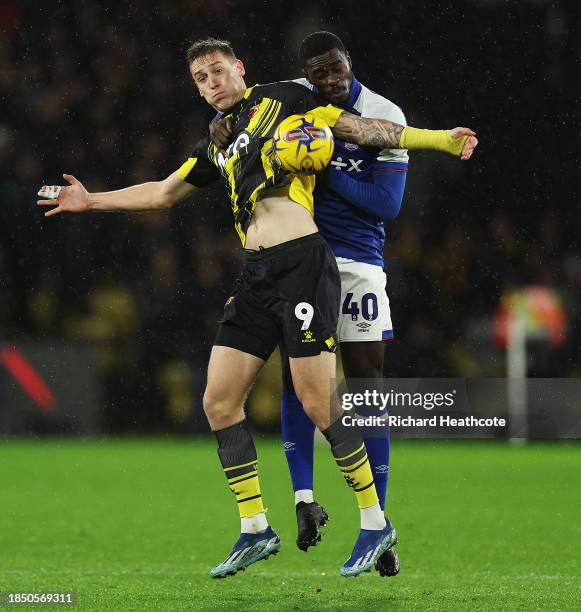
[345,142,359,151]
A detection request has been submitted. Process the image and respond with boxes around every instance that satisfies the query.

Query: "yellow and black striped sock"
[215,419,265,518]
[322,418,379,509]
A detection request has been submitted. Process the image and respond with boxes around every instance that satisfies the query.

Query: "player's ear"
[235,58,246,77]
[346,53,352,69]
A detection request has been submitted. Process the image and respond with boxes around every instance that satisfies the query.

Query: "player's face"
[303,49,352,105]
[189,51,246,111]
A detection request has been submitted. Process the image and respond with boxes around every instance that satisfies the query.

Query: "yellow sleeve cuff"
[308,104,344,128]
[400,127,467,157]
[177,157,198,180]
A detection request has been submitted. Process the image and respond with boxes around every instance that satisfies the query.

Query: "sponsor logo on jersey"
[330,157,364,172]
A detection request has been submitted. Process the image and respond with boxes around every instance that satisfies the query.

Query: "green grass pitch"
[0,438,579,610]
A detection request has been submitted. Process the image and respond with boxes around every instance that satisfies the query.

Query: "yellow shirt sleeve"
[176,138,221,187]
[177,157,198,180]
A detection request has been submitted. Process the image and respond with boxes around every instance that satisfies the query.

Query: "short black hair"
[186,37,236,65]
[299,31,346,66]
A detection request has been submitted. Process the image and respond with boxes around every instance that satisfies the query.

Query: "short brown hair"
[186,38,236,65]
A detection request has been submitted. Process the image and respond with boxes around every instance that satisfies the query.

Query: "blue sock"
[363,431,390,511]
[281,388,316,492]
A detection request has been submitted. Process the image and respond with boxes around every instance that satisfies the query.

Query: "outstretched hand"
[37,174,89,217]
[449,127,478,160]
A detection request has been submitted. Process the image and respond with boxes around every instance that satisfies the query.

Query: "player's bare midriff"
[244,190,318,250]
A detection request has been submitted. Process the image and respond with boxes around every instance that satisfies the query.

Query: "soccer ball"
[272,114,334,175]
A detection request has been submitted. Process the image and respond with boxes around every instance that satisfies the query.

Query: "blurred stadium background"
[0,0,578,436]
[1,2,579,609]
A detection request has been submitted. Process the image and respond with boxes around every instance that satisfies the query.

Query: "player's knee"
[364,365,383,379]
[203,390,234,424]
[295,391,324,423]
[343,351,384,379]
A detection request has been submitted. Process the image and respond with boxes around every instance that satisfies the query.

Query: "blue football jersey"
[295,76,408,267]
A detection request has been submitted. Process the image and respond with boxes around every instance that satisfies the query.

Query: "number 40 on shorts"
[342,292,378,322]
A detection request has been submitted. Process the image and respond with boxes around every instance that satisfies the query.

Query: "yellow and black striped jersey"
[177,81,343,245]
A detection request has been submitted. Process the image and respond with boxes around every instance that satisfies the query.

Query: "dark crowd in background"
[0,0,578,432]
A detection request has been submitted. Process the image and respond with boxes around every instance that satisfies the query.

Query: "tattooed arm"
[332,113,405,148]
[331,112,478,160]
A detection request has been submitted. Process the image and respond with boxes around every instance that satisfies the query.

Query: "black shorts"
[214,233,340,360]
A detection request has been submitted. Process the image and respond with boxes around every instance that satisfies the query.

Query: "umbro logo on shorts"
[357,322,371,332]
[374,465,389,474]
[283,442,296,451]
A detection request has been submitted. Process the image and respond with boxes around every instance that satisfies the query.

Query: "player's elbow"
[378,189,403,221]
[383,199,402,221]
[155,184,177,210]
